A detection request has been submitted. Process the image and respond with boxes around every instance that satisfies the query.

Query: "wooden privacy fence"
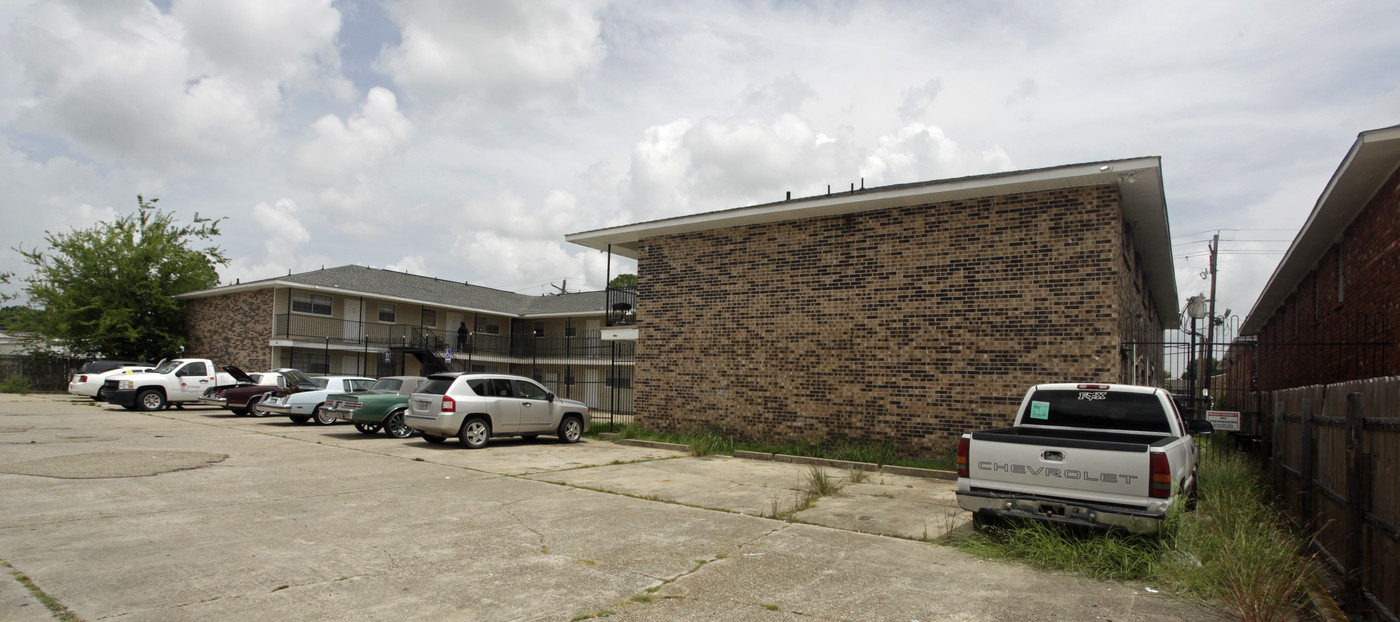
[1273,377,1399,621]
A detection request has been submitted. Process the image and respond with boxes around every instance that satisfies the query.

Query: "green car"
[325,376,426,439]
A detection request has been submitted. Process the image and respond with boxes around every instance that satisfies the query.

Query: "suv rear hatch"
[409,375,456,415]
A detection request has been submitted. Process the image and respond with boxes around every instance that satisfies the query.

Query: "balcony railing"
[605,287,636,327]
[272,315,632,360]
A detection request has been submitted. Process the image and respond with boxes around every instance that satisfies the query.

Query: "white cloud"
[171,0,348,96]
[860,123,1014,186]
[619,112,1011,221]
[376,0,606,116]
[293,87,413,212]
[4,0,284,166]
[384,255,428,276]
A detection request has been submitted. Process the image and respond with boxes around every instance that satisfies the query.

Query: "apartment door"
[446,312,464,355]
[344,300,362,342]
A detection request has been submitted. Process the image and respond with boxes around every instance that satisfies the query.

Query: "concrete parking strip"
[0,394,1225,621]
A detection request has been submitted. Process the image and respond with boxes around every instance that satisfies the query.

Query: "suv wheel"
[459,417,490,449]
[557,416,583,443]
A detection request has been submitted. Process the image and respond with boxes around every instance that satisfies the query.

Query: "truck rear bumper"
[957,489,1164,534]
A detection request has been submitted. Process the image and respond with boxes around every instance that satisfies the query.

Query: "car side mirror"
[547,393,556,402]
[1188,419,1214,436]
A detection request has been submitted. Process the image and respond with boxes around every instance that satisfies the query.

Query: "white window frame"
[378,303,397,324]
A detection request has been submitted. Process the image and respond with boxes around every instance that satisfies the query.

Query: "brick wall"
[1255,166,1400,389]
[635,184,1144,457]
[185,289,273,372]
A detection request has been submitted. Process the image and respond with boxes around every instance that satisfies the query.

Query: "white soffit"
[1241,125,1400,335]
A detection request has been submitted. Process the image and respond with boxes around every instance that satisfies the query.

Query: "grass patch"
[805,467,844,497]
[948,445,1323,620]
[590,424,953,469]
[0,376,34,394]
[2,557,82,622]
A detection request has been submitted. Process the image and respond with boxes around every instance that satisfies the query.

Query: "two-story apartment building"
[176,265,636,414]
[567,158,1179,456]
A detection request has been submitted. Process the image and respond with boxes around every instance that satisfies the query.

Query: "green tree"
[15,196,227,361]
[607,273,637,290]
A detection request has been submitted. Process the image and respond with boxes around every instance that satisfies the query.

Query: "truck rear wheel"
[971,511,1002,533]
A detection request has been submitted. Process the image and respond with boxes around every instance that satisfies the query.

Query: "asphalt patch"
[0,451,227,479]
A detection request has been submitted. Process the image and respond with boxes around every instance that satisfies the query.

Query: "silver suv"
[404,373,590,448]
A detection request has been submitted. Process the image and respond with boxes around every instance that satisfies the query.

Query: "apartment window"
[421,308,437,327]
[565,319,577,337]
[476,316,501,335]
[292,292,332,316]
[290,352,330,374]
[606,370,633,389]
[534,321,545,337]
[378,303,396,323]
[1337,242,1345,304]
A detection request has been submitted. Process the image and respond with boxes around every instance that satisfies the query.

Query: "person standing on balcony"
[456,322,471,352]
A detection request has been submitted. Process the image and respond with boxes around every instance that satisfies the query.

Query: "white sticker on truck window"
[1030,401,1049,420]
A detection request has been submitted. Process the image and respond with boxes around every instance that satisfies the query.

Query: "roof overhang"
[176,280,603,318]
[1241,125,1400,335]
[567,158,1179,328]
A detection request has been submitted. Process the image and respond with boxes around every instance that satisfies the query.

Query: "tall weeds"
[952,444,1322,620]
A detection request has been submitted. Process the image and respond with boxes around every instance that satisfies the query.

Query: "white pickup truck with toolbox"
[102,358,238,411]
[956,383,1213,534]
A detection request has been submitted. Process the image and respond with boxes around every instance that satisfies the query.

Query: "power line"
[1171,227,1297,240]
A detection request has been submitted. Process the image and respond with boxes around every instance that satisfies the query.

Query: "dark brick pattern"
[1255,167,1400,388]
[185,289,273,372]
[635,185,1164,457]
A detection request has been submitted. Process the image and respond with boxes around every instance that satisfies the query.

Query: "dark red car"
[197,366,320,416]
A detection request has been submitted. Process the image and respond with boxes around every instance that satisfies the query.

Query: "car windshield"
[153,360,182,374]
[284,369,316,387]
[370,378,402,392]
[1023,389,1171,433]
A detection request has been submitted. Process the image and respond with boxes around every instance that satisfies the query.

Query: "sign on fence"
[1206,410,1241,431]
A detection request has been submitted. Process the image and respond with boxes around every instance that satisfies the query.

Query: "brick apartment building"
[175,265,635,413]
[1239,124,1400,389]
[567,158,1180,456]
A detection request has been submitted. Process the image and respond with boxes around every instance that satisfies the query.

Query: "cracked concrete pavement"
[0,393,1225,621]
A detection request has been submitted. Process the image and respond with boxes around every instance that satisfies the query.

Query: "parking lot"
[0,393,1223,621]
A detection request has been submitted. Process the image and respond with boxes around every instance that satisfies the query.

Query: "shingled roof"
[177,265,608,317]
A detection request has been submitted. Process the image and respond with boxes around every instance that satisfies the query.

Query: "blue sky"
[1,0,1397,325]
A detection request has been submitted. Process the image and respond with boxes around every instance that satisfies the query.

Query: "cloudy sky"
[1,0,1397,327]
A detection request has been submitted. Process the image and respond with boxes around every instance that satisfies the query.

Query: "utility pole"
[1200,233,1219,411]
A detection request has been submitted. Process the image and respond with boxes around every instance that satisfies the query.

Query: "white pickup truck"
[956,383,1213,534]
[102,358,238,411]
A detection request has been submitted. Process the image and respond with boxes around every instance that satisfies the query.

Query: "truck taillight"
[1149,452,1171,499]
[1077,384,1110,390]
[956,437,970,478]
[440,396,456,413]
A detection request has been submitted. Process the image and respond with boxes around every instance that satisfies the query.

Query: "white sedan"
[258,376,374,425]
[68,366,154,401]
